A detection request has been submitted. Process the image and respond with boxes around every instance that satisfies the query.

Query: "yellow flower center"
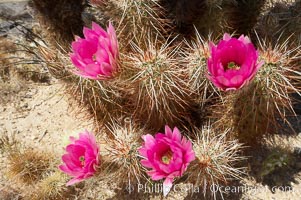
[226,62,240,70]
[79,156,85,166]
[161,150,173,164]
[92,54,97,62]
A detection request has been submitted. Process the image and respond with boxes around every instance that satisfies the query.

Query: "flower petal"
[165,125,173,138]
[172,127,182,142]
[141,159,153,168]
[69,22,119,80]
[207,34,260,90]
[163,178,173,197]
[66,176,84,186]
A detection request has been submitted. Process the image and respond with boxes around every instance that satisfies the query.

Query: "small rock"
[0,21,11,36]
[0,1,31,20]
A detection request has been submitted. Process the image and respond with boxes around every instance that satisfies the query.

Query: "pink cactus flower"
[207,33,264,91]
[70,22,119,80]
[138,125,195,196]
[59,130,100,186]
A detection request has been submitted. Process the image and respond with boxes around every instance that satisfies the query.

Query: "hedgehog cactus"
[116,0,170,45]
[123,38,193,130]
[30,0,86,49]
[257,0,301,46]
[187,126,245,199]
[159,0,207,35]
[7,148,54,185]
[66,22,125,129]
[71,78,124,130]
[215,83,274,145]
[223,0,266,35]
[184,31,216,100]
[183,31,219,127]
[102,120,146,186]
[207,33,264,91]
[70,22,119,80]
[256,36,300,124]
[139,125,195,196]
[213,35,301,146]
[194,0,229,38]
[91,0,170,49]
[6,0,301,199]
[59,130,100,186]
[160,0,231,38]
[29,171,70,200]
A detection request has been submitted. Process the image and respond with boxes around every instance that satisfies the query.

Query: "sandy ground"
[0,79,94,189]
[0,82,94,151]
